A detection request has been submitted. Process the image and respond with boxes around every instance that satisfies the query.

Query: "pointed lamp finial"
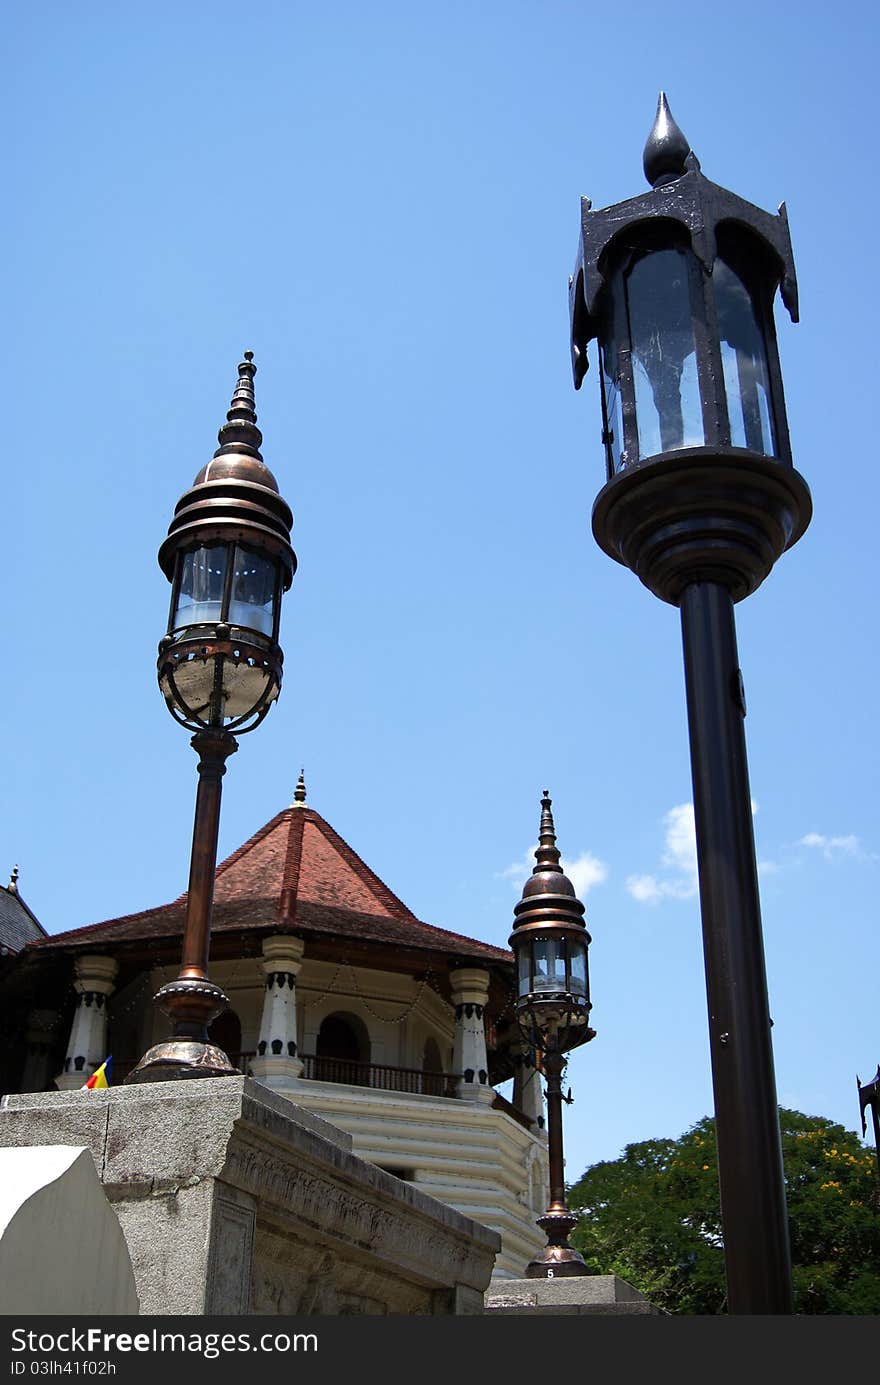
[214,350,264,461]
[643,92,691,189]
[535,790,563,873]
[293,769,307,806]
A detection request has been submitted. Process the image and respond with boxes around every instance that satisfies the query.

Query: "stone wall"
[0,1077,499,1316]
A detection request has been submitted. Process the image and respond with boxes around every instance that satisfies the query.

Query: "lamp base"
[125,1040,240,1084]
[525,1210,591,1278]
[592,448,812,606]
[524,1247,591,1279]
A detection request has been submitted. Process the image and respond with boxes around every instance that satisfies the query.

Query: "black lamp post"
[129,352,296,1082]
[569,95,811,1313]
[509,793,595,1278]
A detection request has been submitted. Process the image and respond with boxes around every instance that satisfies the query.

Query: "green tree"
[568,1109,880,1314]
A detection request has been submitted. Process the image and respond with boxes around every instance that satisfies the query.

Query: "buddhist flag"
[82,1057,112,1090]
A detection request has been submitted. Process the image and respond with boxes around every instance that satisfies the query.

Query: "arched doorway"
[315,1011,370,1086]
[421,1036,444,1096]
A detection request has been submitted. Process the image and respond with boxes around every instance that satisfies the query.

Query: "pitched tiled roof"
[27,807,512,966]
[0,881,46,955]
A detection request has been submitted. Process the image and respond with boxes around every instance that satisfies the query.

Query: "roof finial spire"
[643,92,691,189]
[8,864,19,893]
[293,769,307,806]
[214,350,264,461]
[535,790,563,874]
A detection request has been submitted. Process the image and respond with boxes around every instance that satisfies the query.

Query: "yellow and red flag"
[82,1057,112,1090]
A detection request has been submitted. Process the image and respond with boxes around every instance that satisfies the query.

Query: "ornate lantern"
[570,93,810,606]
[509,792,595,1277]
[157,351,296,734]
[129,353,296,1082]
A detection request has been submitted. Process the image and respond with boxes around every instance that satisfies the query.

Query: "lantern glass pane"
[533,938,565,991]
[569,943,587,996]
[174,546,227,630]
[714,258,775,456]
[599,337,625,474]
[229,546,277,636]
[517,948,531,998]
[626,249,704,459]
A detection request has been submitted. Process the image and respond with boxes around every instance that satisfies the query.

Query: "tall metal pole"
[525,1050,589,1277]
[127,728,239,1080]
[544,1051,567,1214]
[680,581,792,1314]
[177,730,238,991]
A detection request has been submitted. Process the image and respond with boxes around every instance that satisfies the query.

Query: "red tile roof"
[28,806,512,966]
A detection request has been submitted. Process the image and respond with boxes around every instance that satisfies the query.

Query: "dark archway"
[209,1008,242,1067]
[421,1035,444,1096]
[315,1011,370,1085]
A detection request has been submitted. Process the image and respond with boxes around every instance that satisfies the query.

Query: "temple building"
[0,774,549,1278]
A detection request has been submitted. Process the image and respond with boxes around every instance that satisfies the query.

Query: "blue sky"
[5,2,879,1181]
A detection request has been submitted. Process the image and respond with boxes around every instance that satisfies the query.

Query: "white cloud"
[564,852,609,898]
[498,848,608,898]
[661,803,698,881]
[626,873,663,904]
[627,802,699,904]
[797,832,863,861]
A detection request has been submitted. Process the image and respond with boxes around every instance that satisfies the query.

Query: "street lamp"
[129,352,296,1082]
[509,792,595,1278]
[569,95,811,1314]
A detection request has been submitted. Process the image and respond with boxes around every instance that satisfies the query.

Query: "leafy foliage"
[567,1109,880,1314]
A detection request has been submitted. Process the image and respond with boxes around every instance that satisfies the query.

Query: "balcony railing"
[298,1054,460,1098]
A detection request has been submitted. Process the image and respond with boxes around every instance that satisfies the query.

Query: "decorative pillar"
[56,956,117,1090]
[513,1044,546,1130]
[20,1009,59,1093]
[249,935,305,1091]
[450,967,494,1103]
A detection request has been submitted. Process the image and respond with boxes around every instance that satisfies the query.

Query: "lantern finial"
[214,351,264,461]
[293,769,307,806]
[536,790,563,873]
[643,92,691,188]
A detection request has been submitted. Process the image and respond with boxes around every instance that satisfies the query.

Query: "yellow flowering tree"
[568,1108,879,1314]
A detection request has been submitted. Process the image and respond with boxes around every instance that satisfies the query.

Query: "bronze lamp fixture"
[509,792,595,1277]
[129,352,296,1082]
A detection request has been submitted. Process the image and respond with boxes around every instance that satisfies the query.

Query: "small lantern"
[570,94,811,605]
[510,792,595,1279]
[157,352,296,733]
[509,792,594,1058]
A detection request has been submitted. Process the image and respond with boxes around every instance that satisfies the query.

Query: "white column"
[249,935,305,1092]
[450,967,495,1104]
[55,956,117,1090]
[513,1044,546,1130]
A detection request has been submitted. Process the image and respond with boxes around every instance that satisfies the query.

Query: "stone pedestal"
[0,1076,499,1316]
[484,1275,659,1315]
